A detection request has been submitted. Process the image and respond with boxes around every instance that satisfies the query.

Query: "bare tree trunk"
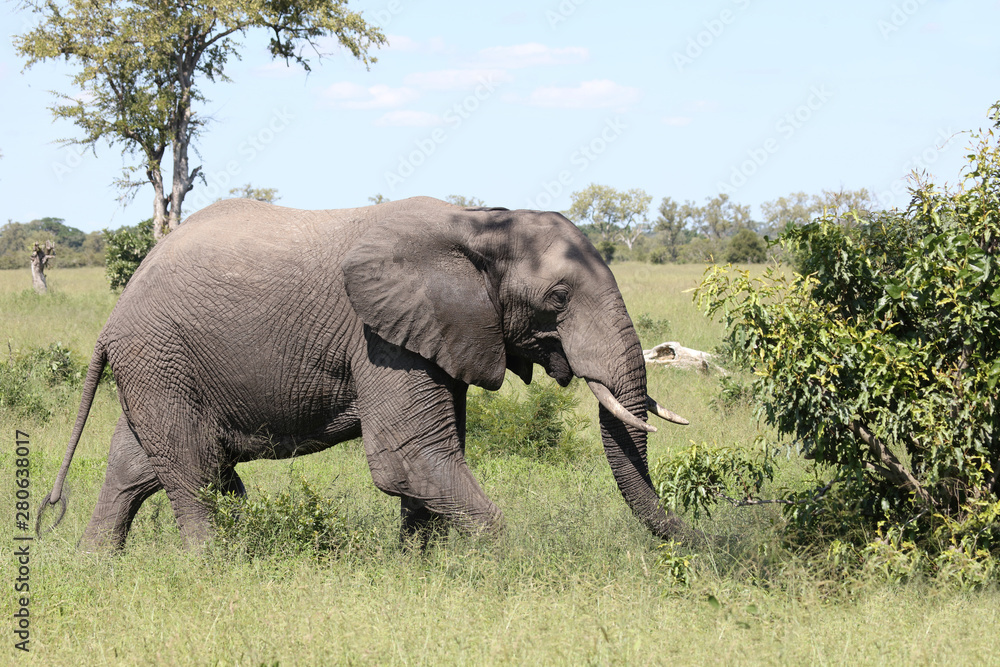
[149,167,170,242]
[30,241,55,294]
[167,79,201,232]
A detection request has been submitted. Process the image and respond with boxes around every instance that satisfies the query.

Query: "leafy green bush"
[632,312,671,348]
[208,477,362,561]
[596,240,616,264]
[694,105,1000,577]
[0,350,50,420]
[105,218,155,290]
[709,374,754,415]
[32,341,83,386]
[0,341,86,420]
[654,540,695,587]
[724,228,767,263]
[466,378,588,464]
[648,247,670,265]
[654,441,775,520]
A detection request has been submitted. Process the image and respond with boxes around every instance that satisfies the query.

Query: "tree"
[445,195,485,208]
[653,196,696,262]
[760,188,878,236]
[723,228,767,264]
[759,191,815,236]
[696,106,1000,567]
[692,193,752,240]
[565,184,652,250]
[14,0,385,242]
[227,184,280,204]
[368,194,390,205]
[813,187,877,220]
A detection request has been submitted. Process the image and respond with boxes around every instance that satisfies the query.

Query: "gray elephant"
[39,196,688,549]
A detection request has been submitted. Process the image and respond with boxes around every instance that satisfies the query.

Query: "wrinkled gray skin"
[41,197,687,549]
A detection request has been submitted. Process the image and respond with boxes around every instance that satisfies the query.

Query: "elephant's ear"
[342,218,507,390]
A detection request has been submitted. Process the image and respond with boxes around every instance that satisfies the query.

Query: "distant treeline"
[0,217,105,270]
[1,186,879,275]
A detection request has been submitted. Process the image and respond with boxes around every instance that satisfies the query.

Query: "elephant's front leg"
[355,334,503,539]
[399,386,467,545]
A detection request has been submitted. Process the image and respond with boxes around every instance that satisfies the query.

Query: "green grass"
[2,266,999,665]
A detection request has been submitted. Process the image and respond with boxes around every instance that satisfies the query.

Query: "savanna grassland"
[2,265,999,666]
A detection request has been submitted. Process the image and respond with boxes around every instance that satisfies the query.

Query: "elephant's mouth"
[545,348,573,386]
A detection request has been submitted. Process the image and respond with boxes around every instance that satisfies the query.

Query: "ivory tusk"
[646,396,690,426]
[586,380,657,433]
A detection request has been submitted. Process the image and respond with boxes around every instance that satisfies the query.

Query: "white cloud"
[320,82,419,110]
[403,69,513,91]
[374,111,444,127]
[476,43,588,68]
[520,80,641,109]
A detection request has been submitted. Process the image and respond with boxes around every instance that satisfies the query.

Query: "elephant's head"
[342,197,688,539]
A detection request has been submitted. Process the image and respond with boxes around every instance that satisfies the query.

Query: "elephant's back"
[97,205,367,437]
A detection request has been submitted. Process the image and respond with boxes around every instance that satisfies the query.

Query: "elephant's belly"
[230,403,363,462]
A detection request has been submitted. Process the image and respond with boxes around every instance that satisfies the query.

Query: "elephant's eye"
[547,287,570,312]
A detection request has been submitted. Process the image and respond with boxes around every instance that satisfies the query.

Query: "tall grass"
[1,266,998,665]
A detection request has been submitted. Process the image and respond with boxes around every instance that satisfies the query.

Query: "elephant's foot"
[400,496,449,550]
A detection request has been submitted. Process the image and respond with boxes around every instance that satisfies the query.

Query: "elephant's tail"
[36,341,108,536]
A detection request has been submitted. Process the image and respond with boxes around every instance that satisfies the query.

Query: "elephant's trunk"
[567,313,686,540]
[596,361,684,539]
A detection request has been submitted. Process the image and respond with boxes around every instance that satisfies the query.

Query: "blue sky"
[2,0,999,233]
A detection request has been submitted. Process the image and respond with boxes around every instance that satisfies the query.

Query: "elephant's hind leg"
[81,414,162,551]
[220,466,246,497]
[400,496,448,548]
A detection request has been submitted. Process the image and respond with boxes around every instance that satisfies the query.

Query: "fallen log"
[643,342,725,374]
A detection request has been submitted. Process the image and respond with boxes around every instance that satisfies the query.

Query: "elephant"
[38,196,689,550]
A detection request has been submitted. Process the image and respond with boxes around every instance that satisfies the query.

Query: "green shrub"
[32,341,84,386]
[654,540,695,587]
[0,349,50,420]
[0,342,85,420]
[596,240,616,264]
[724,228,767,263]
[653,441,775,520]
[466,378,588,464]
[648,247,670,264]
[207,476,362,562]
[709,374,754,415]
[632,312,671,348]
[694,104,1000,579]
[105,218,155,290]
